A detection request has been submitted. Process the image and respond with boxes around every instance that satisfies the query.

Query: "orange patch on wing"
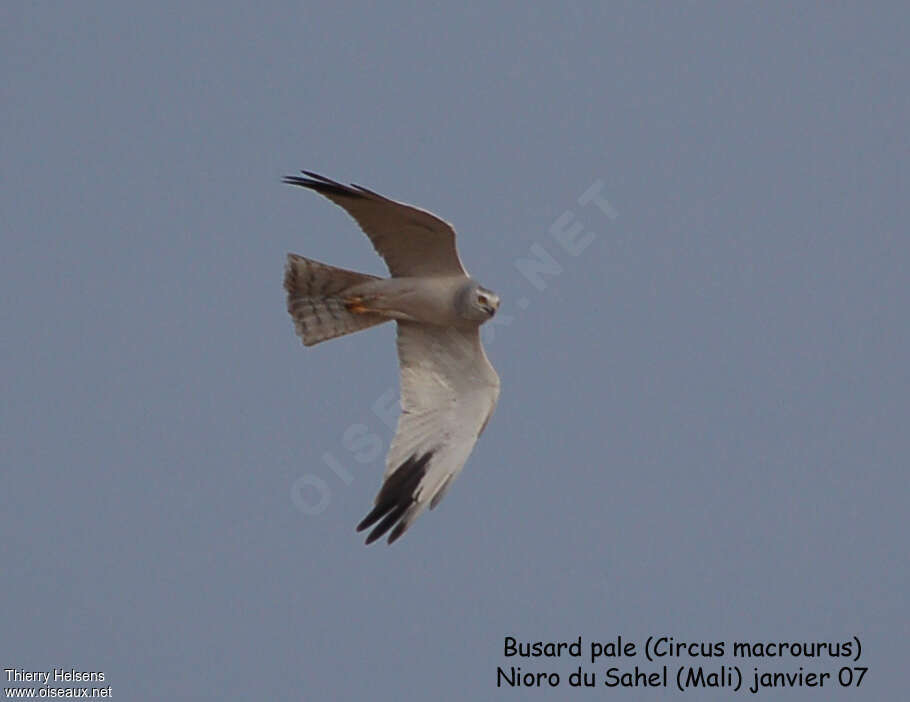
[345,297,372,314]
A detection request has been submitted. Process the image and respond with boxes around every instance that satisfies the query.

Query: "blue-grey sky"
[2,2,907,700]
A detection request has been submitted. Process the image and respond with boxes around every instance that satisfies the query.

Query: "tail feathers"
[284,254,387,346]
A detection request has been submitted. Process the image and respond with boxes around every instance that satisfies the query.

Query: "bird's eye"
[478,294,488,305]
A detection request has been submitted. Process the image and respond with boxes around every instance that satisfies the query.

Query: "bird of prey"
[282,171,501,545]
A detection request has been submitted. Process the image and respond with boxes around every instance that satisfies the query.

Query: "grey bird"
[283,171,501,545]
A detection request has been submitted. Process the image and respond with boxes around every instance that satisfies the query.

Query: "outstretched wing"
[356,322,500,544]
[283,171,467,278]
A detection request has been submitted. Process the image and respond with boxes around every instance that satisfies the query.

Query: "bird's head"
[458,282,500,322]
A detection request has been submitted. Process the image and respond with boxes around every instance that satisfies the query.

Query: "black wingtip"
[282,170,369,199]
[356,504,385,533]
[282,174,317,188]
[356,452,433,546]
[363,502,410,545]
[300,170,335,182]
[387,521,408,544]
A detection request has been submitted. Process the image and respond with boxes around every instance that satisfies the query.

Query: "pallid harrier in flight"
[283,171,501,545]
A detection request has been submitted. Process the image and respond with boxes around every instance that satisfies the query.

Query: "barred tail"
[284,254,388,346]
